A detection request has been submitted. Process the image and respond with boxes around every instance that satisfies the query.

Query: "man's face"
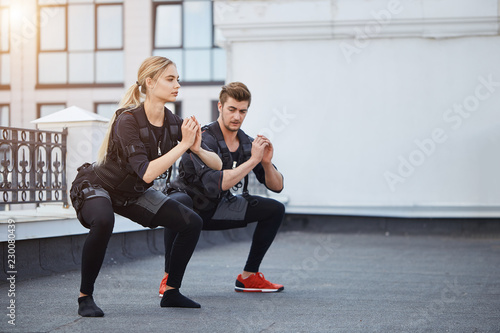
[218,97,249,132]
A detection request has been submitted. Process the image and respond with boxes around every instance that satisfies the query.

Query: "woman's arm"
[189,117,222,170]
[142,142,191,183]
[142,117,198,183]
[194,148,223,170]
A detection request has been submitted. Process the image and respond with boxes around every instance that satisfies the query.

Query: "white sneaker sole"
[234,286,284,293]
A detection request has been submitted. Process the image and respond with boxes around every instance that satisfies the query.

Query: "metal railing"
[0,126,68,206]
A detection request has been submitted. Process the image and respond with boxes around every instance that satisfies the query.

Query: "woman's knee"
[81,199,115,234]
[176,211,203,237]
[155,199,203,234]
[88,215,114,236]
[169,192,193,209]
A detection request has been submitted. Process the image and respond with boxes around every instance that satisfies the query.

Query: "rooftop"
[0,218,499,332]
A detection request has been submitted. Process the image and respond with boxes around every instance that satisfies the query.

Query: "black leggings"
[164,195,285,274]
[79,192,202,295]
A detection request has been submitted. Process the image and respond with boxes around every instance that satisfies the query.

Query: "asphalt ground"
[1,228,499,332]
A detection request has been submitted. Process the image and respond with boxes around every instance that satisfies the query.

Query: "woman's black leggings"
[164,195,285,274]
[79,193,202,296]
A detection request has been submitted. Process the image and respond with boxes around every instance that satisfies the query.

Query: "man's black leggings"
[79,192,202,296]
[164,195,285,274]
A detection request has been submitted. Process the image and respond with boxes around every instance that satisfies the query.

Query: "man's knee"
[271,199,286,218]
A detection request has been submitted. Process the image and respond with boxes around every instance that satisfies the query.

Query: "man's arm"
[221,159,259,191]
[220,135,268,191]
[259,136,283,192]
[261,161,284,192]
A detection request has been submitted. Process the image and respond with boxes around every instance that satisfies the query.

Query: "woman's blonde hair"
[96,56,175,165]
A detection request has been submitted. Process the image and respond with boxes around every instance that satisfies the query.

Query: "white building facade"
[0,0,225,127]
[214,0,500,218]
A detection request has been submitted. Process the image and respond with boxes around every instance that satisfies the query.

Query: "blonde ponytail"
[96,56,175,165]
[96,111,118,165]
[119,83,143,109]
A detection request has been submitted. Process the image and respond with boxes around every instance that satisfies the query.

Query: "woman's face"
[147,65,181,103]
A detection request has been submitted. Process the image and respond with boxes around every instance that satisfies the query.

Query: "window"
[37,0,124,87]
[211,100,218,121]
[166,101,182,118]
[0,104,9,126]
[37,103,66,118]
[153,0,225,84]
[0,1,10,88]
[95,102,181,119]
[95,102,118,119]
[95,102,181,120]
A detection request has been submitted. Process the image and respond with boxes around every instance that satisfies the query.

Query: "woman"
[70,56,221,316]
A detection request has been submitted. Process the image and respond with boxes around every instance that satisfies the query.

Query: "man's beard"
[222,115,240,132]
[223,123,239,132]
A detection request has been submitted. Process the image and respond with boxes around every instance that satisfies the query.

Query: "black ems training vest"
[202,121,252,195]
[94,105,179,197]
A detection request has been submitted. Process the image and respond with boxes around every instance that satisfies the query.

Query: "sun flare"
[9,3,24,25]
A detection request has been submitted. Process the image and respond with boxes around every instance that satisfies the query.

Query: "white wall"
[215,0,500,217]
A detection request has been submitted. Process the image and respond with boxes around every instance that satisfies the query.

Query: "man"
[160,82,285,296]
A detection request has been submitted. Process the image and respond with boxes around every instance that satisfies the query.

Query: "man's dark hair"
[219,82,251,107]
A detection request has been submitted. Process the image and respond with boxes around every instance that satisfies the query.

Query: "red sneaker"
[159,274,168,298]
[235,272,284,293]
